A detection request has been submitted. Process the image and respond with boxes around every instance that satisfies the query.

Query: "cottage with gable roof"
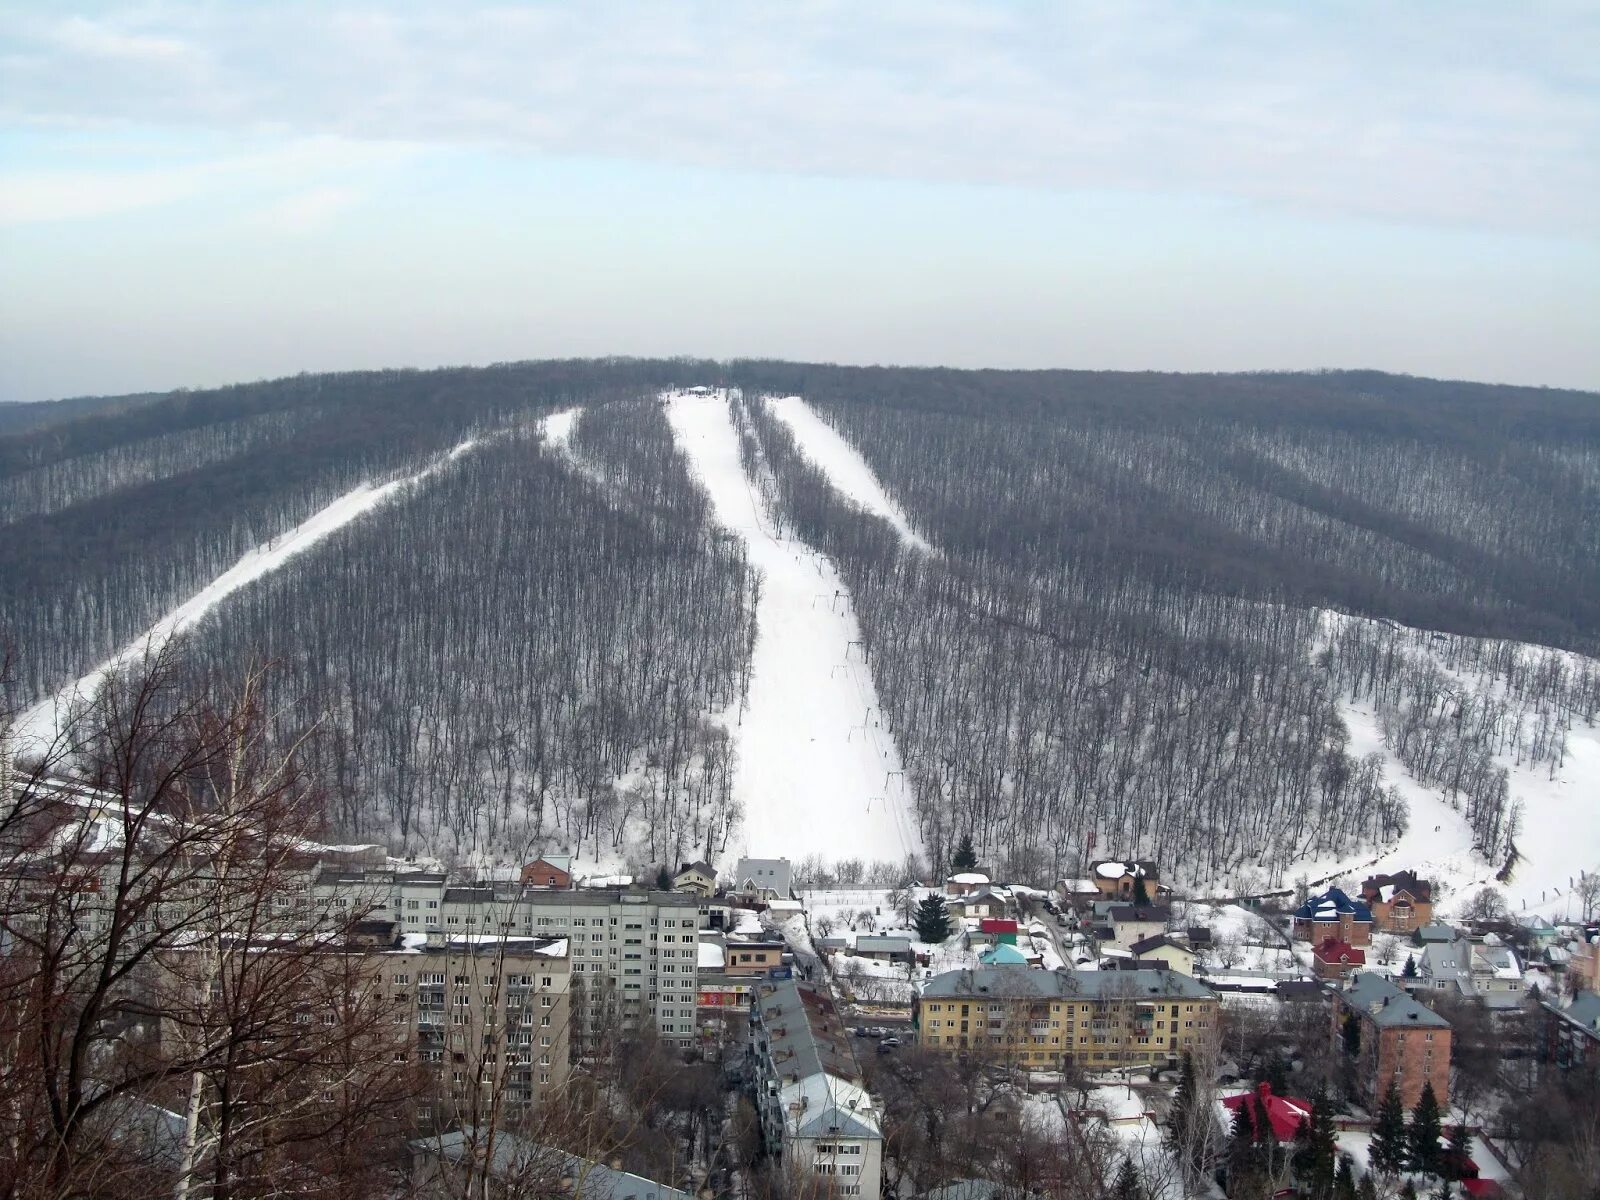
[1359,870,1434,933]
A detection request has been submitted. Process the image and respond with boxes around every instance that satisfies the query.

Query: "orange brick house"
[519,856,573,889]
[1359,871,1434,933]
[1312,937,1367,982]
[1332,973,1451,1109]
[1293,887,1374,946]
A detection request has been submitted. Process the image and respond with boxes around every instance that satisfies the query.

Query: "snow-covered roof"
[698,941,726,970]
[949,872,989,885]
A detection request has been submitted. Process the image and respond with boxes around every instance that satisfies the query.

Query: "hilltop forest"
[3,361,1597,883]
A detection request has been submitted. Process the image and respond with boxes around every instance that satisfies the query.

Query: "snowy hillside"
[763,395,932,553]
[1295,612,1599,921]
[11,431,490,755]
[665,389,921,867]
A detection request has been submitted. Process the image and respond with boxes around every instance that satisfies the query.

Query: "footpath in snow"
[11,428,511,755]
[665,389,921,867]
[763,395,931,552]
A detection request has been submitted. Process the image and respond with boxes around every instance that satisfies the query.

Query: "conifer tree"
[1443,1123,1471,1181]
[1335,1155,1358,1200]
[1370,1081,1408,1177]
[1133,872,1151,906]
[1402,953,1418,979]
[1297,1085,1340,1200]
[1112,1157,1144,1200]
[914,893,952,943]
[1408,1082,1443,1177]
[1357,1173,1378,1200]
[952,834,978,871]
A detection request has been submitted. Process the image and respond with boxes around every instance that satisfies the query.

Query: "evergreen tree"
[1443,1123,1471,1181]
[1370,1081,1408,1177]
[1226,1103,1263,1195]
[1112,1157,1144,1200]
[1357,1173,1378,1200]
[952,834,978,871]
[1402,953,1418,979]
[913,893,953,943]
[1399,1181,1418,1200]
[1165,1051,1196,1164]
[1335,1155,1358,1200]
[1408,1082,1443,1177]
[1342,1013,1362,1057]
[1133,873,1151,905]
[1297,1086,1340,1200]
[656,864,672,891]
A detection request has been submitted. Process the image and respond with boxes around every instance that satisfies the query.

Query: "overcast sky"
[1,1,1596,402]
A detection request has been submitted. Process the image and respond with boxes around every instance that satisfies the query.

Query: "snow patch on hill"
[664,389,922,868]
[11,434,487,755]
[763,395,931,552]
[1299,613,1600,921]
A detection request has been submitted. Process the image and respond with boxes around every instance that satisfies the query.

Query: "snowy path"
[664,389,921,867]
[11,430,498,754]
[763,395,931,552]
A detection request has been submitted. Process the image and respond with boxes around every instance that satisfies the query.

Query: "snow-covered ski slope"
[763,395,931,552]
[1299,613,1599,921]
[9,420,553,754]
[665,389,922,866]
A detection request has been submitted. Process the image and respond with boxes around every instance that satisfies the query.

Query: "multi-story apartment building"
[1332,972,1451,1109]
[313,872,706,1050]
[915,966,1218,1070]
[382,932,572,1120]
[748,978,883,1200]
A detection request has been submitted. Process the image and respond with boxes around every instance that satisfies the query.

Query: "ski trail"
[11,434,488,755]
[664,389,921,867]
[764,395,932,553]
[540,407,580,448]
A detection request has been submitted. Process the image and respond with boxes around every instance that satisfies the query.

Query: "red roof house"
[1311,936,1367,981]
[1222,1083,1314,1142]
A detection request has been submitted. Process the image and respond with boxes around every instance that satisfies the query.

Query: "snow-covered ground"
[664,390,921,868]
[11,432,491,755]
[762,395,931,552]
[1288,613,1600,921]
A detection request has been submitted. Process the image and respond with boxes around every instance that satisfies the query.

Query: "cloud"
[0,2,1594,235]
[0,137,409,226]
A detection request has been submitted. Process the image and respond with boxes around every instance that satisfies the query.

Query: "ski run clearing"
[9,425,535,755]
[665,388,922,866]
[763,395,932,552]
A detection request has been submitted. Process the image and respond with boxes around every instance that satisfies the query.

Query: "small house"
[519,855,573,889]
[1358,871,1434,933]
[1292,888,1374,946]
[1128,933,1196,976]
[1311,937,1366,982]
[672,860,717,897]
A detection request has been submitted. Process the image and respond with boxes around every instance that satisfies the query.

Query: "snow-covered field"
[11,432,491,755]
[762,395,931,553]
[664,390,922,868]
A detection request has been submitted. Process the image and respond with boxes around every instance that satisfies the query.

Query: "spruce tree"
[914,893,953,943]
[1408,1082,1443,1178]
[656,864,672,891]
[952,834,978,871]
[1370,1080,1408,1177]
[1443,1123,1471,1181]
[1112,1158,1144,1200]
[1133,873,1151,906]
[1300,1086,1340,1200]
[1399,1181,1419,1200]
[1357,1173,1378,1200]
[1335,1155,1357,1200]
[1402,953,1418,979]
[1166,1052,1196,1163]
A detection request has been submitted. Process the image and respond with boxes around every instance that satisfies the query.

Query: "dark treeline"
[168,397,756,866]
[0,359,715,703]
[728,363,1600,654]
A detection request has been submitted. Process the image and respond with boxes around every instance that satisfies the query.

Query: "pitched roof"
[1360,870,1433,903]
[1128,934,1193,957]
[1293,887,1373,923]
[979,944,1030,966]
[921,965,1214,1001]
[1343,972,1450,1029]
[1222,1083,1313,1142]
[1312,937,1366,966]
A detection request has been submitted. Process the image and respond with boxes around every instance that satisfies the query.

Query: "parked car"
[881,1036,901,1047]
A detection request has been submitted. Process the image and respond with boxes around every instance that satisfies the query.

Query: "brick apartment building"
[1332,972,1451,1109]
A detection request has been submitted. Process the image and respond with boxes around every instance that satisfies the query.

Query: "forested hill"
[2,360,1596,886]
